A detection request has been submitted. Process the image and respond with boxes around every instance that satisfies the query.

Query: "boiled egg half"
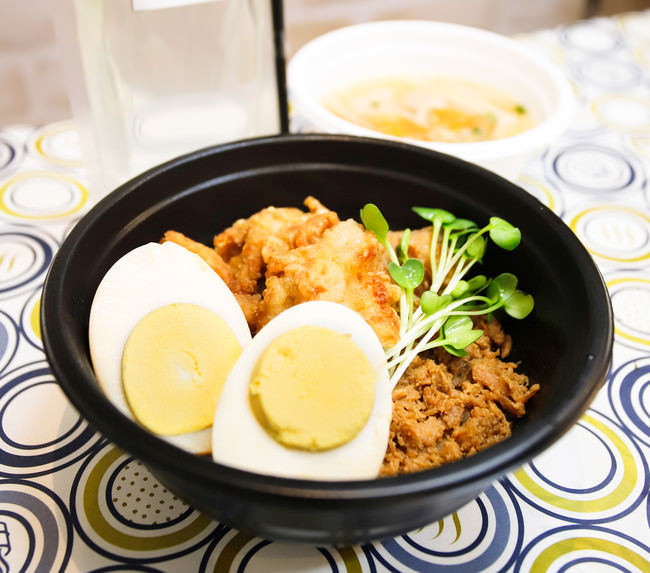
[211,300,392,480]
[88,241,251,454]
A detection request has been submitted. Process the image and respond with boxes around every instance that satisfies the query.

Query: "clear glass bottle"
[54,0,286,197]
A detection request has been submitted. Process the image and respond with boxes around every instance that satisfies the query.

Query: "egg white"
[88,241,251,454]
[211,300,392,480]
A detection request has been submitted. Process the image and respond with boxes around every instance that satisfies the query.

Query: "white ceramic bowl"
[287,20,576,180]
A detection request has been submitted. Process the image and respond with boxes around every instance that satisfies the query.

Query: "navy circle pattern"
[0,361,101,477]
[0,228,57,300]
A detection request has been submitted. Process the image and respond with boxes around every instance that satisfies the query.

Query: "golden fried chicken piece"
[162,197,400,346]
[213,197,339,296]
[161,230,233,285]
[160,230,260,325]
[259,219,402,348]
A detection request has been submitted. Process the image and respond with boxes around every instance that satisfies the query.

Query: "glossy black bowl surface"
[41,134,613,545]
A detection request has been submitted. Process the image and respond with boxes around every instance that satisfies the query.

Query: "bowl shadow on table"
[41,134,613,545]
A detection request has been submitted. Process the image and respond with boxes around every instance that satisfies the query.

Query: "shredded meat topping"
[380,317,539,476]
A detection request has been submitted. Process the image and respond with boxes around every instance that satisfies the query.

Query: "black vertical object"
[271,0,289,133]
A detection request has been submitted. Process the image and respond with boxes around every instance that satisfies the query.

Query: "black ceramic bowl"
[41,134,613,545]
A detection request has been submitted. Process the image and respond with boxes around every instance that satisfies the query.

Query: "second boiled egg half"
[212,300,392,480]
[88,241,251,454]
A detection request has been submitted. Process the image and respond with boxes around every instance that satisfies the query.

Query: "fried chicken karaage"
[162,196,401,347]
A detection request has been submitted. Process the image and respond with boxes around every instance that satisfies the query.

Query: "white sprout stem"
[388,323,444,388]
[387,316,444,371]
[385,292,498,368]
[430,221,441,282]
[385,241,399,265]
[385,311,446,360]
[410,304,424,324]
[431,228,450,293]
[383,240,411,338]
[435,227,450,292]
[398,292,409,337]
[432,233,465,294]
[385,294,477,361]
[394,288,420,369]
[443,227,490,280]
[443,257,479,296]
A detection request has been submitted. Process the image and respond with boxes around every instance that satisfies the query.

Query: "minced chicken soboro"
[380,316,538,476]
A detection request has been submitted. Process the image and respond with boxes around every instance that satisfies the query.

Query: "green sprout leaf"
[389,259,424,290]
[443,346,468,357]
[466,274,488,292]
[466,235,487,260]
[402,258,425,288]
[442,315,483,351]
[420,292,452,315]
[451,280,469,298]
[413,207,455,224]
[361,203,389,242]
[397,228,411,264]
[504,290,535,319]
[447,218,477,233]
[487,272,518,303]
[373,204,534,389]
[489,217,521,251]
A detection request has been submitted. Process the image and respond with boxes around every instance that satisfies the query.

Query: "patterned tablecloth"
[1,10,650,572]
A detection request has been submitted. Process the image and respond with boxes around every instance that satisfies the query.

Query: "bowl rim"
[287,20,577,161]
[41,133,613,502]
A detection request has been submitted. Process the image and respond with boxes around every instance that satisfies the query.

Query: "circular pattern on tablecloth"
[571,56,643,90]
[617,12,650,45]
[628,134,650,162]
[514,525,650,572]
[199,529,366,572]
[560,21,624,53]
[592,93,650,132]
[633,40,650,70]
[567,204,650,266]
[0,310,18,375]
[0,171,89,222]
[0,361,101,477]
[507,410,648,523]
[565,100,608,138]
[0,227,56,300]
[518,174,564,215]
[0,479,72,572]
[71,442,216,562]
[18,288,41,351]
[93,567,166,572]
[606,271,650,350]
[609,356,650,447]
[26,121,83,168]
[369,481,522,572]
[546,142,643,194]
[0,136,22,175]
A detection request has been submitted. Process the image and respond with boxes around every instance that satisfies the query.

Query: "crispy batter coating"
[161,230,233,284]
[163,197,401,347]
[259,218,402,347]
[210,197,338,300]
[160,230,260,325]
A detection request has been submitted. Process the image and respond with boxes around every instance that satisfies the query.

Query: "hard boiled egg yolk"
[248,325,376,451]
[122,303,242,436]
